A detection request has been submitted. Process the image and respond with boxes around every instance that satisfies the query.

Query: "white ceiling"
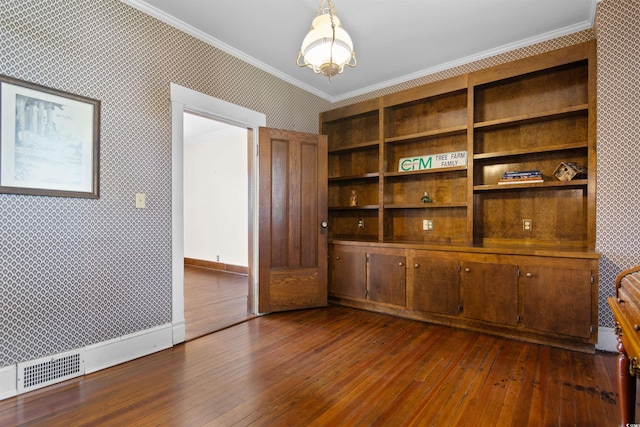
[122,0,599,103]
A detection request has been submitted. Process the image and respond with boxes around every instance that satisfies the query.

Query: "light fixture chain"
[327,0,336,82]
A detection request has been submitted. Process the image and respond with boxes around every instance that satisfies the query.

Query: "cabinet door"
[521,265,592,338]
[368,253,406,307]
[461,261,518,325]
[329,249,367,300]
[412,256,459,315]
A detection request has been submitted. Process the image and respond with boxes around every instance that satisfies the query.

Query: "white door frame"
[170,83,265,344]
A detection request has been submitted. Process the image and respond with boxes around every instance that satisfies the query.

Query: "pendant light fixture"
[296,0,357,80]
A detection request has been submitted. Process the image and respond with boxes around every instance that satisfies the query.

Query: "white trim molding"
[596,326,618,353]
[0,324,173,401]
[0,365,17,401]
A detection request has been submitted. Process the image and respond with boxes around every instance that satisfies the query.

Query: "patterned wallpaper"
[0,0,637,367]
[595,0,640,327]
[0,0,329,367]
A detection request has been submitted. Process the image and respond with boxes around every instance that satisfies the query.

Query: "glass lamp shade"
[299,13,355,77]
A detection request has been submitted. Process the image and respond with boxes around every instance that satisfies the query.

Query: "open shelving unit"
[320,41,598,352]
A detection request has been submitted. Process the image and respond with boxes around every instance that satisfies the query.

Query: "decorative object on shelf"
[296,0,356,80]
[349,189,358,206]
[0,74,101,198]
[498,170,544,185]
[553,162,587,181]
[421,191,432,204]
[398,150,467,172]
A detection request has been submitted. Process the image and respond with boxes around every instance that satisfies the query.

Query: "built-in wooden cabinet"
[520,264,594,339]
[330,243,599,352]
[329,246,366,300]
[329,245,406,308]
[368,252,406,306]
[322,41,598,352]
[410,253,459,316]
[460,260,519,326]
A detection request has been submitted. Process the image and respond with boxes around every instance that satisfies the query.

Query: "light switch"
[135,193,146,209]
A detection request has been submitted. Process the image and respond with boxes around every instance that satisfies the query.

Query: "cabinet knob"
[414,264,419,268]
[335,256,340,260]
[635,324,640,332]
[464,268,470,273]
[398,262,404,266]
[525,273,532,278]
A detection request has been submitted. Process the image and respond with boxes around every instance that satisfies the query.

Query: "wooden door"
[258,127,328,313]
[412,255,459,315]
[461,261,519,325]
[368,252,406,307]
[521,265,592,338]
[329,247,367,300]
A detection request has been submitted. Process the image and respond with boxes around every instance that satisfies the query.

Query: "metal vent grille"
[17,350,85,393]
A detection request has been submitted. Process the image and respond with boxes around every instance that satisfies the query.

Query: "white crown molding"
[119,0,330,100]
[121,0,597,104]
[332,20,595,103]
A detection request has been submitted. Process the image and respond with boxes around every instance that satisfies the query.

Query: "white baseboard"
[0,323,174,401]
[0,365,17,401]
[596,326,618,353]
[85,323,173,374]
[172,320,185,345]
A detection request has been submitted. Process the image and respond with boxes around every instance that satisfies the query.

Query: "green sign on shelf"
[398,151,467,172]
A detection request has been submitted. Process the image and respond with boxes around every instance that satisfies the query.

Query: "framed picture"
[0,75,100,198]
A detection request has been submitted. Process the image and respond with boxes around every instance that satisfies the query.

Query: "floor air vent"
[17,349,85,394]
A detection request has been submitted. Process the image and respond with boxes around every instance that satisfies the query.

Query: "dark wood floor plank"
[440,334,509,426]
[507,344,540,426]
[0,306,619,426]
[184,265,253,341]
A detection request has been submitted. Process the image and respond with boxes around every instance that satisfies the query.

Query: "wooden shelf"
[474,179,588,191]
[329,173,379,182]
[328,140,379,154]
[473,142,588,160]
[384,125,467,144]
[384,203,467,209]
[474,105,588,130]
[329,205,379,210]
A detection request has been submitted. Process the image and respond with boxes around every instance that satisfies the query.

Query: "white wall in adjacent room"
[184,121,248,267]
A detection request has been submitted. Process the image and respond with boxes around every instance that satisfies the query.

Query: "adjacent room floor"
[184,264,253,341]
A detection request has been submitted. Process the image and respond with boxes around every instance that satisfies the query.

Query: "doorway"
[183,112,252,340]
[170,83,266,345]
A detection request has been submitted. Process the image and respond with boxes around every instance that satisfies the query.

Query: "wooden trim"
[184,257,248,275]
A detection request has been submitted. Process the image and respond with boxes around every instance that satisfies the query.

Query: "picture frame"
[0,75,100,198]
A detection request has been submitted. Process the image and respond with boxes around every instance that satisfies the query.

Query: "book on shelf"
[498,170,543,185]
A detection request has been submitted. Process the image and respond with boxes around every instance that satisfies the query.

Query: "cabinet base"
[329,297,596,354]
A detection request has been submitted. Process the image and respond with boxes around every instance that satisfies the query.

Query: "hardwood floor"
[0,305,619,426]
[184,265,254,341]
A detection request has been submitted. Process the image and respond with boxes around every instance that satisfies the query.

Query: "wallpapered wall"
[0,0,638,367]
[0,0,330,367]
[594,0,640,326]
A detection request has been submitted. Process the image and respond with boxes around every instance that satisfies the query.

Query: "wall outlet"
[423,219,434,231]
[522,219,532,231]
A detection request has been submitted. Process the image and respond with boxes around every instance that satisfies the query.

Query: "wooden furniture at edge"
[321,41,599,353]
[609,266,640,426]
